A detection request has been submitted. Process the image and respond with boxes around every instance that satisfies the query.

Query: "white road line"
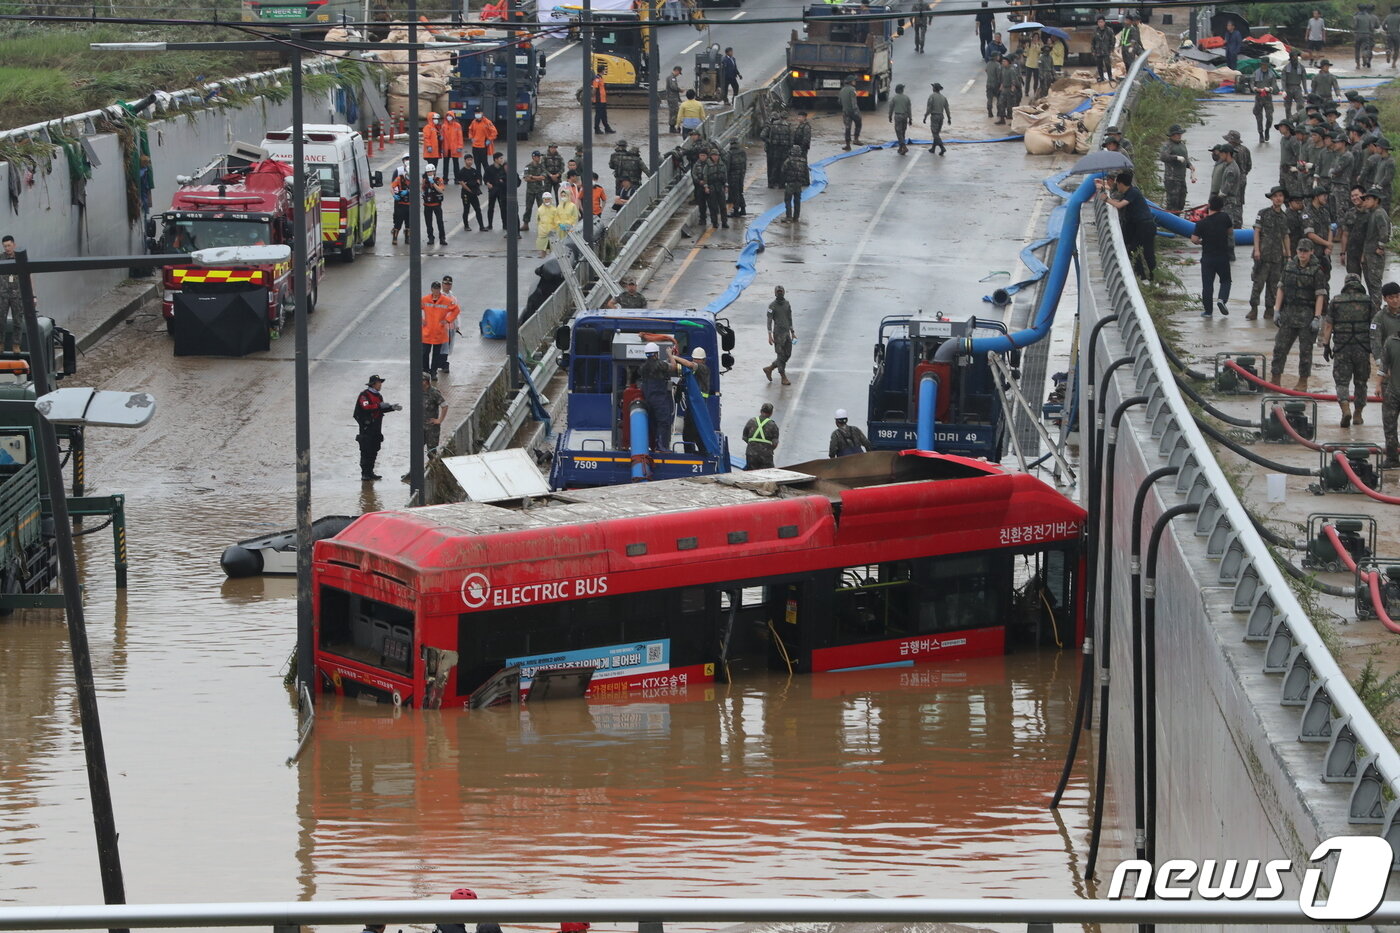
[546,41,578,63]
[791,151,925,410]
[681,39,702,55]
[961,78,975,94]
[730,10,747,18]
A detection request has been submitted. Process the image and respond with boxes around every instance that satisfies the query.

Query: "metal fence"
[1,896,1398,929]
[1091,53,1400,852]
[438,77,784,483]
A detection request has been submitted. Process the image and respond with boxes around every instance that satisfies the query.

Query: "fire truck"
[149,144,324,338]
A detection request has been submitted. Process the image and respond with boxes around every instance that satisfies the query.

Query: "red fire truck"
[311,451,1086,709]
[151,150,324,338]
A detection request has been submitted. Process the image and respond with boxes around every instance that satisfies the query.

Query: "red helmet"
[561,924,590,932]
[451,889,477,900]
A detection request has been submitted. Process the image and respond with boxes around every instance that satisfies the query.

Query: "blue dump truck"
[444,32,544,141]
[866,315,1009,461]
[550,309,734,489]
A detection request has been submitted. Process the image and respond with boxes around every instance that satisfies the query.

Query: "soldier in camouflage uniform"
[1320,274,1374,426]
[1272,238,1329,390]
[1225,130,1252,207]
[521,151,548,232]
[1361,187,1391,310]
[611,277,648,309]
[542,144,565,200]
[781,145,810,224]
[1249,186,1291,319]
[985,52,1003,119]
[761,113,793,189]
[609,139,630,193]
[0,235,20,352]
[1275,121,1307,198]
[1158,125,1194,212]
[1327,132,1354,221]
[1370,136,1394,208]
[743,402,780,469]
[1301,186,1335,275]
[999,54,1023,123]
[1376,282,1400,465]
[1216,145,1245,254]
[725,138,747,218]
[1343,185,1368,273]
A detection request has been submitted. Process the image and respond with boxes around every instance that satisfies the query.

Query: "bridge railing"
[0,895,1397,929]
[1091,52,1400,853]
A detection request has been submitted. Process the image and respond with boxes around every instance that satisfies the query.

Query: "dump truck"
[788,3,896,111]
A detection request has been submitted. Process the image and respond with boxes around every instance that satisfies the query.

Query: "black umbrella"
[1068,149,1134,175]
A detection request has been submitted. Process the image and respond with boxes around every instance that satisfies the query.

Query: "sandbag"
[1074,127,1091,154]
[434,93,451,116]
[387,91,432,122]
[1080,102,1108,132]
[1025,121,1076,155]
[1011,104,1049,134]
[1139,23,1173,62]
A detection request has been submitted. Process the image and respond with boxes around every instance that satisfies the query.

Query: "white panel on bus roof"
[441,448,551,503]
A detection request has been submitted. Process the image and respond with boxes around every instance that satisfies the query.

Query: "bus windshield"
[167,218,274,251]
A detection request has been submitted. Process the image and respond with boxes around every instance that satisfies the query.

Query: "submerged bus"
[312,450,1086,709]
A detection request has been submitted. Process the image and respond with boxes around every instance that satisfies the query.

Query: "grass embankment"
[0,24,255,130]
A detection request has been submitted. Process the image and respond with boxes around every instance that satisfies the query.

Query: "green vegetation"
[1123,81,1203,204]
[1353,658,1400,734]
[0,24,255,130]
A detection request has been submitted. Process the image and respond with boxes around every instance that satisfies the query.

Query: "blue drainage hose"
[916,375,938,451]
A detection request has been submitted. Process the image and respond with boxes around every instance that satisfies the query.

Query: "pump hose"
[1277,552,1358,597]
[1224,359,1384,403]
[1194,416,1317,476]
[1173,373,1257,428]
[1269,404,1323,451]
[1162,342,1210,382]
[1323,524,1400,633]
[1330,450,1400,505]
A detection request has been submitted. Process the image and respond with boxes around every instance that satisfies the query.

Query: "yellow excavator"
[572,0,706,101]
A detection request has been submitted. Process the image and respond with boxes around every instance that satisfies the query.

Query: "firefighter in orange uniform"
[468,111,499,176]
[421,280,459,377]
[441,112,465,183]
[592,71,615,134]
[422,112,442,172]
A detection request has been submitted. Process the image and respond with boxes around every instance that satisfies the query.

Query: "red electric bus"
[312,451,1086,709]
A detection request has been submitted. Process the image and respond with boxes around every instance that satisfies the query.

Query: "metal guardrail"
[1091,53,1400,849]
[441,77,784,472]
[2,896,1398,929]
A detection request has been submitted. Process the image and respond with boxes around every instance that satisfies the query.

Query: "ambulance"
[260,124,382,262]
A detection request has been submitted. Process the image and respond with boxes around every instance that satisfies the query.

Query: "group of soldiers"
[1153,98,1400,462]
[674,133,773,228]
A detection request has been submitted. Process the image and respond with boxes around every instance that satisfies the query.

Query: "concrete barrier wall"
[0,79,350,324]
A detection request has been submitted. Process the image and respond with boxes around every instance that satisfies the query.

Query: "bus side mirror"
[539,52,547,75]
[559,352,570,368]
[371,170,384,188]
[720,352,734,372]
[555,325,570,350]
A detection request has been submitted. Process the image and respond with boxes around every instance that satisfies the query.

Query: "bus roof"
[316,452,1085,582]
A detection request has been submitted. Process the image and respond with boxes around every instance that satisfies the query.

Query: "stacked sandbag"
[1011,102,1050,134]
[1080,99,1110,132]
[1156,59,1213,89]
[1138,23,1173,62]
[1025,116,1086,155]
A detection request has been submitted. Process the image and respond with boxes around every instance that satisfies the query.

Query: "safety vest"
[746,417,774,445]
[1330,293,1373,350]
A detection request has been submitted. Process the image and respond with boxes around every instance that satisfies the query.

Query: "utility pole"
[648,1,660,175]
[582,0,595,245]
[14,251,128,933]
[290,31,314,695]
[505,0,521,389]
[408,0,425,498]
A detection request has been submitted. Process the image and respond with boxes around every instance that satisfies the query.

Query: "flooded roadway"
[1,0,1110,921]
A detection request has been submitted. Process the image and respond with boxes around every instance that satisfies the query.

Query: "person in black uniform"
[354,375,401,482]
[1101,169,1157,281]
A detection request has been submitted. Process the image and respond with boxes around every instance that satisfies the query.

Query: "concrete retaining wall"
[1,83,351,324]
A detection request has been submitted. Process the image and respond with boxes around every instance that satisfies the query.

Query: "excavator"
[575,0,707,102]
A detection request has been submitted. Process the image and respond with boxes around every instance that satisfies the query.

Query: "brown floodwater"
[1,492,1096,923]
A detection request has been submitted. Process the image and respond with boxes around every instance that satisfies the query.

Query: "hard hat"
[429,111,439,120]
[692,347,706,359]
[560,925,590,932]
[835,409,848,420]
[451,889,477,900]
[644,342,660,355]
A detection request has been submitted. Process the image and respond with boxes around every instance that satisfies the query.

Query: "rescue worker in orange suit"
[355,374,401,482]
[422,112,442,172]
[441,112,466,183]
[421,280,459,376]
[468,110,499,176]
[592,71,615,134]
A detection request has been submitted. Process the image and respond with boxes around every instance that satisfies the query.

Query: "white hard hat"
[835,409,848,420]
[644,342,660,354]
[692,347,706,359]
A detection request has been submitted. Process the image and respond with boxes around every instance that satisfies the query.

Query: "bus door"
[753,574,826,675]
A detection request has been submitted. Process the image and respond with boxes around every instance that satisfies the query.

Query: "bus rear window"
[320,585,415,675]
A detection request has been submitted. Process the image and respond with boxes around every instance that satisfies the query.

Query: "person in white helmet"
[829,409,870,457]
[680,346,711,449]
[637,340,697,451]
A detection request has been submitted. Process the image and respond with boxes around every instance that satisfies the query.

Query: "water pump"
[1356,561,1400,621]
[1302,514,1375,572]
[1260,396,1316,443]
[1215,352,1262,394]
[1314,445,1383,494]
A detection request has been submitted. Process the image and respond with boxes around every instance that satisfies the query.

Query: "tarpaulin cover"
[172,289,270,357]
